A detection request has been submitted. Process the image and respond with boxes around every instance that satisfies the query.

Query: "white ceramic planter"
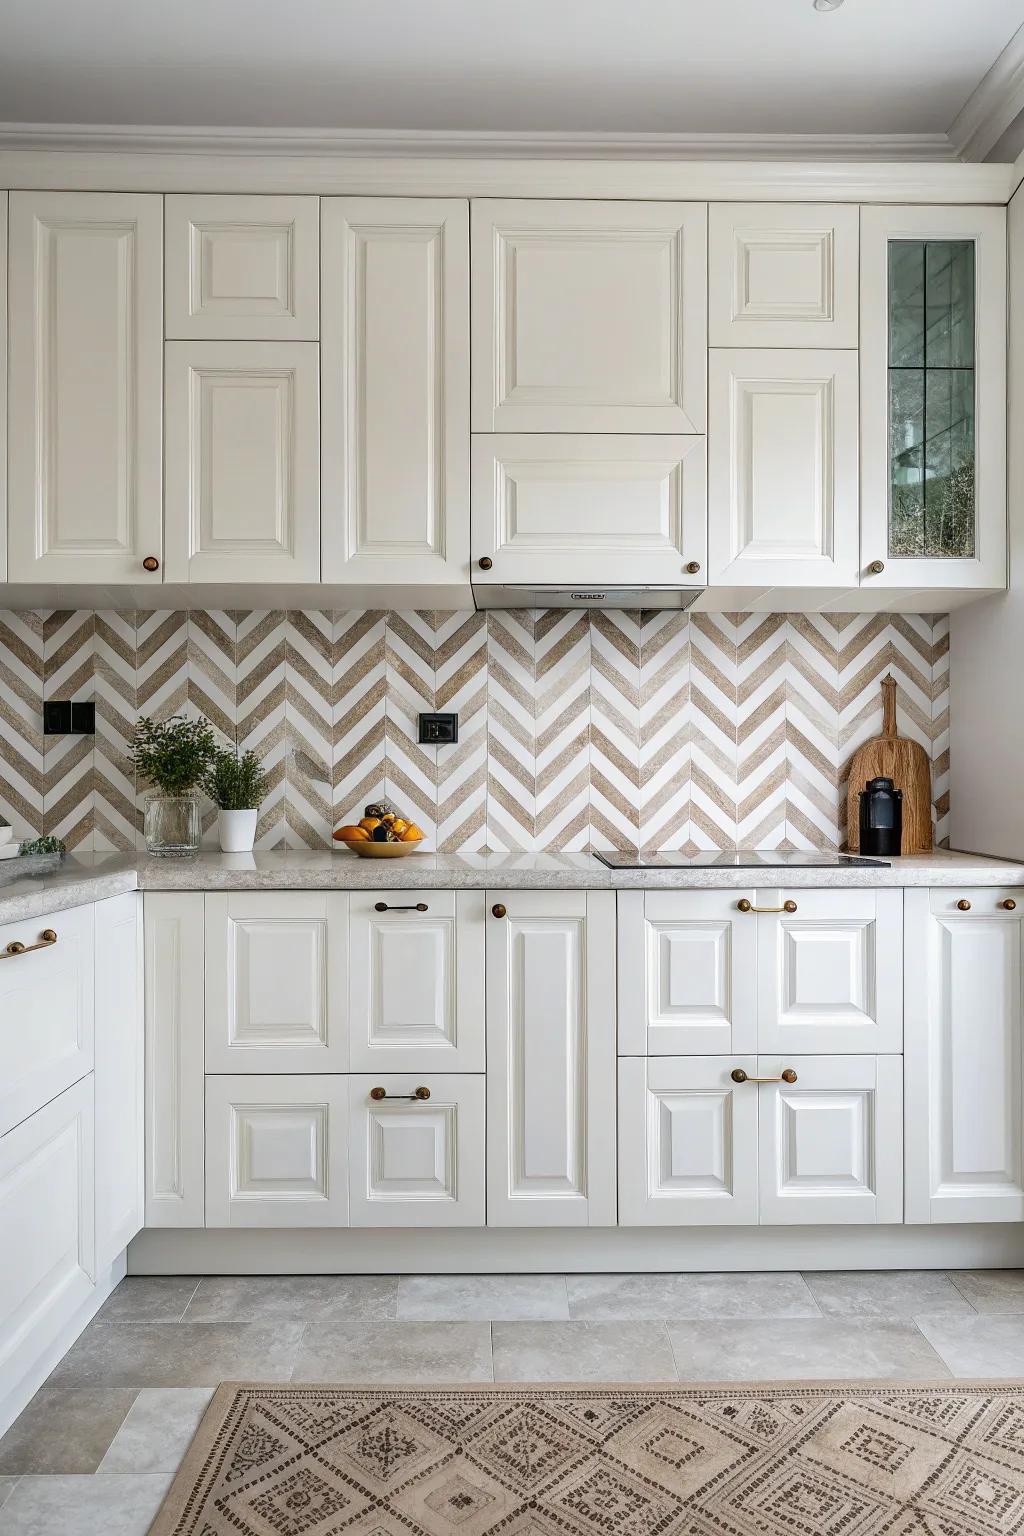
[218,808,258,853]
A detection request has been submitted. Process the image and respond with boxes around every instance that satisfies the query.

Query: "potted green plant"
[203,747,269,852]
[129,714,216,857]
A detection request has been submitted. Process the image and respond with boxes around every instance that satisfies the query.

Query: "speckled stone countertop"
[1,847,1023,927]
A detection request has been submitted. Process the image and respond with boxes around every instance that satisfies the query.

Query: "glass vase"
[144,794,201,857]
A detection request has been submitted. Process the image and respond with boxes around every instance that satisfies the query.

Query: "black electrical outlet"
[43,701,72,735]
[71,702,96,736]
[418,712,459,745]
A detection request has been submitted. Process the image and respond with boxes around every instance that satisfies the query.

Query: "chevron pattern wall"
[0,608,949,854]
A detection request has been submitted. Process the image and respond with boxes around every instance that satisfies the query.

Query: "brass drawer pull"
[369,1086,431,1102]
[1000,899,1017,911]
[2,928,57,960]
[957,899,972,911]
[374,902,428,912]
[736,899,797,914]
[731,1068,798,1085]
[491,903,507,919]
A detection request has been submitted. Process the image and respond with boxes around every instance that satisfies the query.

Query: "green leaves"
[203,747,269,811]
[129,714,217,796]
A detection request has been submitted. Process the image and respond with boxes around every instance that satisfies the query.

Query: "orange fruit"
[400,825,424,842]
[358,817,381,832]
[389,818,408,835]
[334,825,369,842]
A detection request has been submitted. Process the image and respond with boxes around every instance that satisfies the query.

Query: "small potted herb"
[129,714,216,857]
[203,747,269,853]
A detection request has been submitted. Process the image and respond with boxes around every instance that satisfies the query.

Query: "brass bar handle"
[736,899,798,914]
[369,1086,431,1102]
[2,928,57,960]
[374,902,428,912]
[731,1068,798,1085]
[491,903,507,919]
[1000,899,1017,911]
[957,899,972,911]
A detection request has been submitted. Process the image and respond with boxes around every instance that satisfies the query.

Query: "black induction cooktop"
[592,850,890,869]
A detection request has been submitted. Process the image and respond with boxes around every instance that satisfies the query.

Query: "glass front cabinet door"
[861,205,1006,590]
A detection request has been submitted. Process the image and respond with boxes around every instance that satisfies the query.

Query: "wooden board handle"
[881,674,897,739]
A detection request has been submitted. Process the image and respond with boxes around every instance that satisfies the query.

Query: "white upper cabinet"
[321,197,469,586]
[164,339,320,582]
[905,888,1024,1223]
[860,205,1006,590]
[709,204,859,348]
[708,348,859,587]
[471,199,707,433]
[0,194,7,583]
[471,434,707,588]
[7,192,163,584]
[165,195,320,339]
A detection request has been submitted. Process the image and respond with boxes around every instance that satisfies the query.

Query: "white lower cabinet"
[94,894,144,1270]
[905,888,1024,1223]
[145,894,206,1228]
[348,1075,485,1226]
[205,1074,349,1228]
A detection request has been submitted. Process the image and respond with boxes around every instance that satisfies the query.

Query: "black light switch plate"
[71,702,96,736]
[418,712,459,745]
[44,700,96,736]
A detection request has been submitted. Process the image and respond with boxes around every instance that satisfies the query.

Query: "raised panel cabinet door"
[144,894,205,1228]
[0,1079,95,1399]
[471,434,707,589]
[708,204,859,348]
[707,348,859,587]
[756,889,903,1054]
[348,891,484,1073]
[8,192,163,584]
[905,888,1024,1223]
[321,198,470,586]
[860,205,1006,591]
[0,193,7,581]
[165,194,320,339]
[617,891,756,1055]
[0,903,95,1139]
[205,893,349,1073]
[348,1074,485,1227]
[94,893,144,1271]
[471,199,707,433]
[486,890,616,1227]
[757,1055,903,1225]
[164,340,320,582]
[618,1057,758,1226]
[205,1074,349,1228]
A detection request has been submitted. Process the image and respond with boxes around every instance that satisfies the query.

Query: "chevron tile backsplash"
[0,609,950,854]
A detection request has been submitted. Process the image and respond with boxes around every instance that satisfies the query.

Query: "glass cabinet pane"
[887,239,975,559]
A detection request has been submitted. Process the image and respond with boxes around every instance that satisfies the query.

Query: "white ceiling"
[0,0,1021,145]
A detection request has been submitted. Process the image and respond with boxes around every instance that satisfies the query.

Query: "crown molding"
[0,121,962,162]
[949,21,1024,161]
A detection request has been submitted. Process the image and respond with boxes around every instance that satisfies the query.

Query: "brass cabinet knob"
[736,899,752,912]
[478,556,493,571]
[369,1085,430,1102]
[957,899,972,911]
[684,560,702,575]
[491,903,507,919]
[1001,898,1017,911]
[142,555,160,572]
[867,559,885,576]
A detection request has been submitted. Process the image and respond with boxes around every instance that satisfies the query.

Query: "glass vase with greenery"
[203,747,269,852]
[129,714,216,857]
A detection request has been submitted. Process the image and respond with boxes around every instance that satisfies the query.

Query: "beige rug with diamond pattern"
[148,1381,1024,1535]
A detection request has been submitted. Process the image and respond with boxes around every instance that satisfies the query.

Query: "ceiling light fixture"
[813,0,845,9]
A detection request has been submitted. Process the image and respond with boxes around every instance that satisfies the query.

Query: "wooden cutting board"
[846,674,933,854]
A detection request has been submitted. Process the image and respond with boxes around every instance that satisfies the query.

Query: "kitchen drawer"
[349,1074,485,1227]
[0,904,94,1136]
[348,891,485,1072]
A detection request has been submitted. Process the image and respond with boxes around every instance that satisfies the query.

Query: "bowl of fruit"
[333,802,426,857]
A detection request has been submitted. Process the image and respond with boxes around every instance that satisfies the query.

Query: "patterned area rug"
[149,1381,1024,1535]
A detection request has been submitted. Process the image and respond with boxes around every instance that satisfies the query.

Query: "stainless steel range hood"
[472,584,703,611]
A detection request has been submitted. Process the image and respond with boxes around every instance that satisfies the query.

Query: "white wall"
[949,175,1024,858]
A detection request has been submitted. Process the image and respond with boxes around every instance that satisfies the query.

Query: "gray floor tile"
[950,1269,1024,1314]
[98,1389,215,1475]
[291,1321,493,1383]
[0,1474,172,1535]
[803,1270,976,1320]
[97,1278,199,1323]
[0,1479,19,1512]
[185,1275,398,1324]
[46,1321,304,1388]
[0,1389,138,1475]
[398,1275,569,1321]
[491,1322,677,1382]
[916,1313,1024,1377]
[566,1272,819,1321]
[667,1319,951,1382]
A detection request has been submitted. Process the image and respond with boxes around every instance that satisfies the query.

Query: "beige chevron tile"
[0,610,45,838]
[94,611,139,852]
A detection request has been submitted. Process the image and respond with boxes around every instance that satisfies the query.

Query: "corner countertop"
[1,847,1023,927]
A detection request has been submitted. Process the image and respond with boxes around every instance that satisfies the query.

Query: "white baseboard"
[0,1253,126,1439]
[128,1226,1024,1276]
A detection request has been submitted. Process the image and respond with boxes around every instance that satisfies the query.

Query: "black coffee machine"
[858,776,903,857]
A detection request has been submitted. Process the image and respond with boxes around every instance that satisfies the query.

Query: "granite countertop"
[1,847,1023,926]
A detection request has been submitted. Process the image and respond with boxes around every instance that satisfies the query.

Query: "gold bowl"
[339,838,425,858]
